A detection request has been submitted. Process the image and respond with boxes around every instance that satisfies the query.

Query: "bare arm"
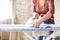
[38,11,53,23]
[33,0,55,27]
[39,0,55,23]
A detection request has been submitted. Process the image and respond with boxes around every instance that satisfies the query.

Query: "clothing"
[32,0,55,40]
[33,0,55,19]
[34,20,55,40]
[35,36,47,40]
[44,19,55,24]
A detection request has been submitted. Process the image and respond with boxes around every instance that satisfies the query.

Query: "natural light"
[0,0,12,21]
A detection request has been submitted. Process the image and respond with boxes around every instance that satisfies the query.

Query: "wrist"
[38,18,43,23]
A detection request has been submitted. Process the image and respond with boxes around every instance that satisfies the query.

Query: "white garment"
[26,17,49,27]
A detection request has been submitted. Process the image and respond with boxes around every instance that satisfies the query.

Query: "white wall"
[54,0,60,25]
[0,0,12,21]
[14,0,32,24]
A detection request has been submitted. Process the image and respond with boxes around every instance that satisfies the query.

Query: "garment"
[44,19,55,24]
[33,0,55,40]
[34,20,55,39]
[33,0,55,19]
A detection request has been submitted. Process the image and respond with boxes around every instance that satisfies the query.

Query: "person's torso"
[33,0,49,14]
[33,0,54,22]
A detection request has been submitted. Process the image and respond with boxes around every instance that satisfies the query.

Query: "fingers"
[33,22,40,28]
[33,12,39,17]
[33,24,40,28]
[32,14,39,19]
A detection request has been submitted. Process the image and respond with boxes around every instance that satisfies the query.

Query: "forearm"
[39,11,53,23]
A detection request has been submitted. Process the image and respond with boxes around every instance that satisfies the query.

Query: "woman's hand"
[32,12,39,19]
[33,19,42,27]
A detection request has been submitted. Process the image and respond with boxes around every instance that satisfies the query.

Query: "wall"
[14,0,32,24]
[54,0,60,25]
